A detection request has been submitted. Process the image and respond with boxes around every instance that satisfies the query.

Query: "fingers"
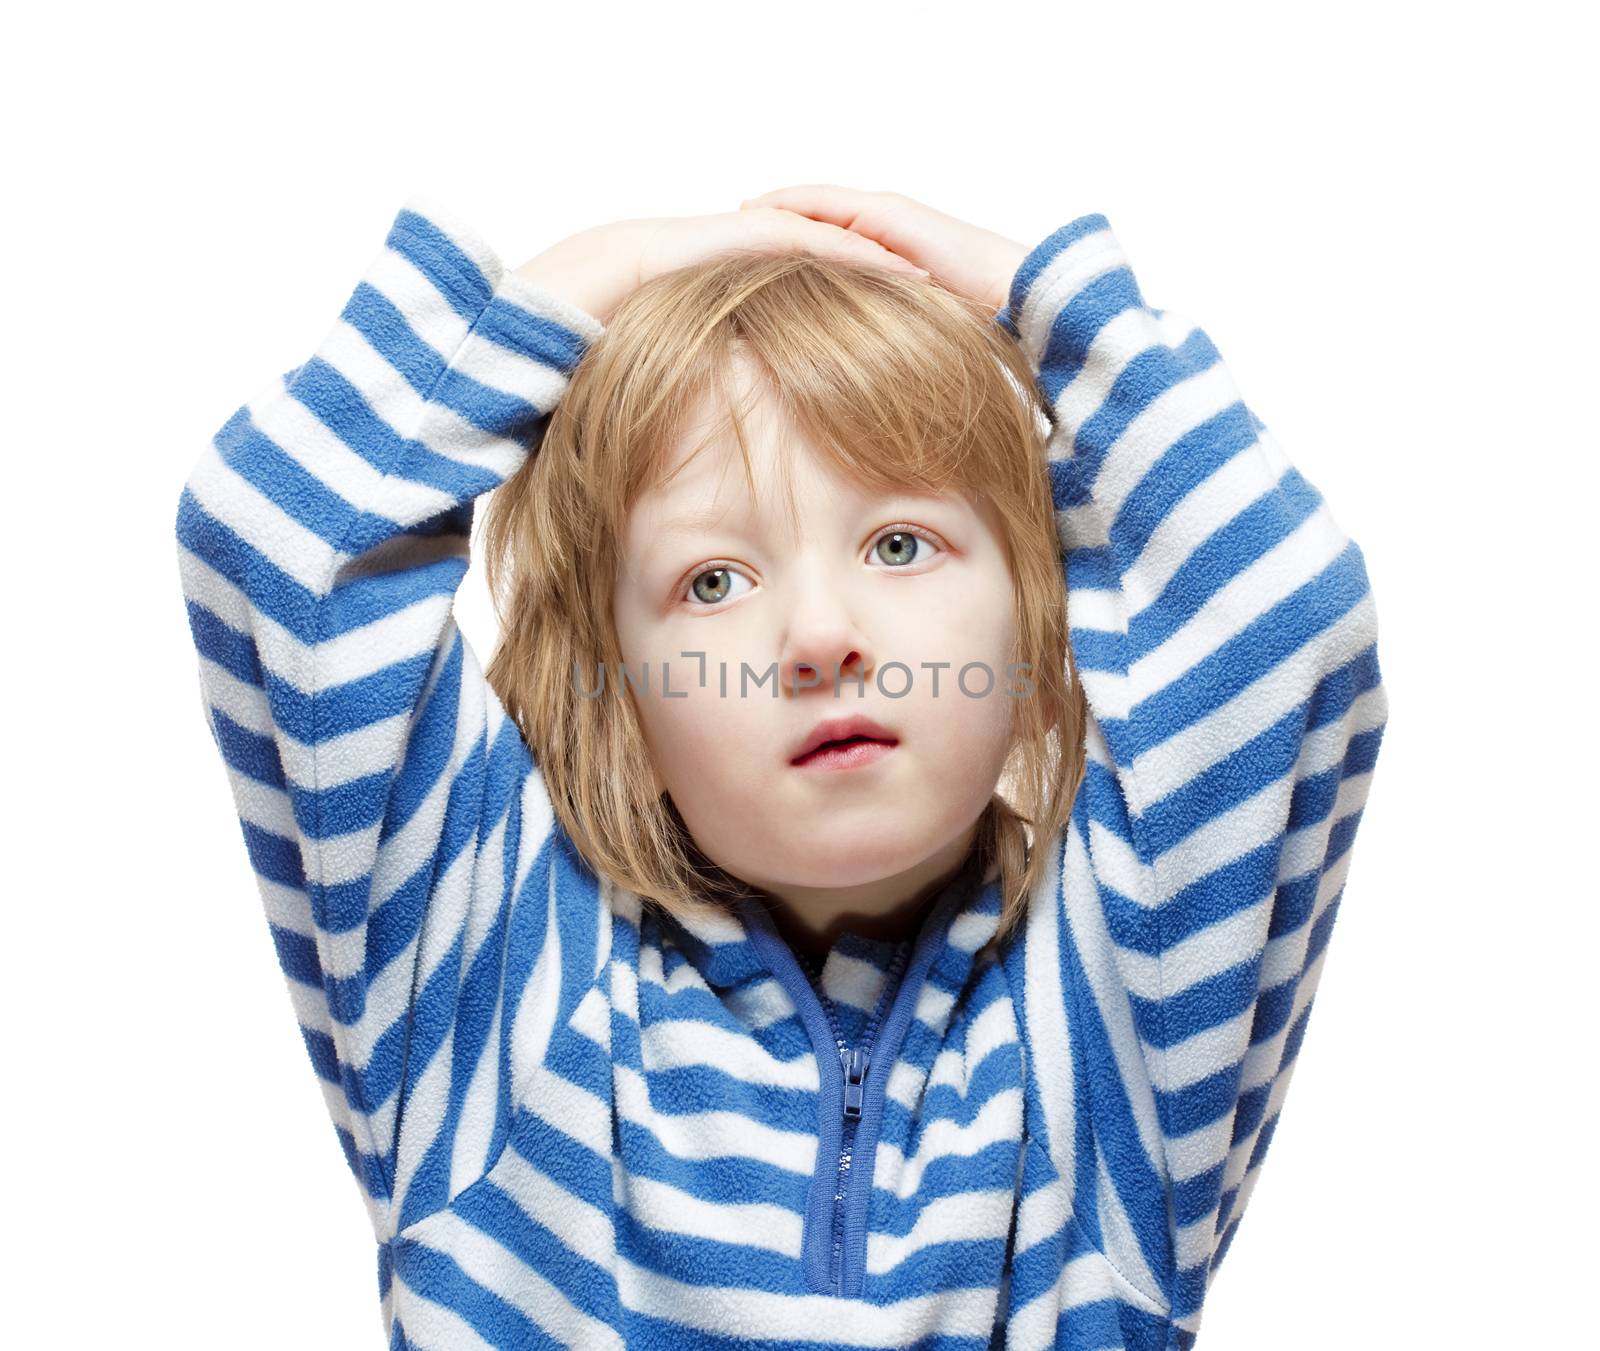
[740,188,937,278]
[743,205,927,277]
[740,184,887,231]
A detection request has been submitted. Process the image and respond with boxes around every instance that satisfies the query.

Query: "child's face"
[610,360,1020,903]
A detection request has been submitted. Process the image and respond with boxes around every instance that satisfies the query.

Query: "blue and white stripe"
[177,197,1387,1348]
[998,214,1388,1346]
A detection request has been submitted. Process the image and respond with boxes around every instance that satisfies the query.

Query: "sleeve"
[998,216,1390,1340]
[174,195,614,1242]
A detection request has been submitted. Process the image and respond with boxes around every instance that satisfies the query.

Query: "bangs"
[576,248,1051,548]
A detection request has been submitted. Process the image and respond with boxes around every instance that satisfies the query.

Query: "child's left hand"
[740,184,1031,314]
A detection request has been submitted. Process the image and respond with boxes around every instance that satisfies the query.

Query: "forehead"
[621,350,999,554]
[630,364,817,538]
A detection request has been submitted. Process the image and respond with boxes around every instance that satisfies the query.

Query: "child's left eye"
[870,527,942,568]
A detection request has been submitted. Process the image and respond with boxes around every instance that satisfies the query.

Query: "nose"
[777,571,876,698]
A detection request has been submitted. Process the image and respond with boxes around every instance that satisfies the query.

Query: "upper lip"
[790,714,900,765]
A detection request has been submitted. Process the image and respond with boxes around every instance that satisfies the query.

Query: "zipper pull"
[842,1047,870,1119]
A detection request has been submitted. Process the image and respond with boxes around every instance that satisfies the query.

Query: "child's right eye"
[685,565,754,607]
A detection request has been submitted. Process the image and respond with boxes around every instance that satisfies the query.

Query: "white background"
[7,1,1595,1345]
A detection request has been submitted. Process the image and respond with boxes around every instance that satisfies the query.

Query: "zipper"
[736,849,986,1298]
[799,943,911,1291]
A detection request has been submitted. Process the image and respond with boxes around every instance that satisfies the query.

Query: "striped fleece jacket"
[175,195,1389,1349]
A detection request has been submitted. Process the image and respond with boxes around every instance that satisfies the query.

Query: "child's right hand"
[512,209,930,326]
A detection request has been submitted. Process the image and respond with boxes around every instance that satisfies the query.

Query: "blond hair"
[481,246,1088,955]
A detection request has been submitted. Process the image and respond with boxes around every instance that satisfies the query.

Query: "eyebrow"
[658,506,755,536]
[635,508,759,571]
[647,491,958,555]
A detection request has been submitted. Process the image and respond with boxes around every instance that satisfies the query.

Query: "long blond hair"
[481,246,1087,954]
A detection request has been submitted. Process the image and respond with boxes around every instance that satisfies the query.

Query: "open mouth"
[792,735,898,770]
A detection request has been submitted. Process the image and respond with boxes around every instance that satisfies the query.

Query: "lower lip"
[792,738,898,772]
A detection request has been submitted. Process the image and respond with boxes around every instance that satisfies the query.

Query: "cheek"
[631,670,775,799]
[909,586,1020,757]
[877,575,1018,687]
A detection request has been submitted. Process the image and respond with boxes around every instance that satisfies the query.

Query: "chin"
[737,827,934,892]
